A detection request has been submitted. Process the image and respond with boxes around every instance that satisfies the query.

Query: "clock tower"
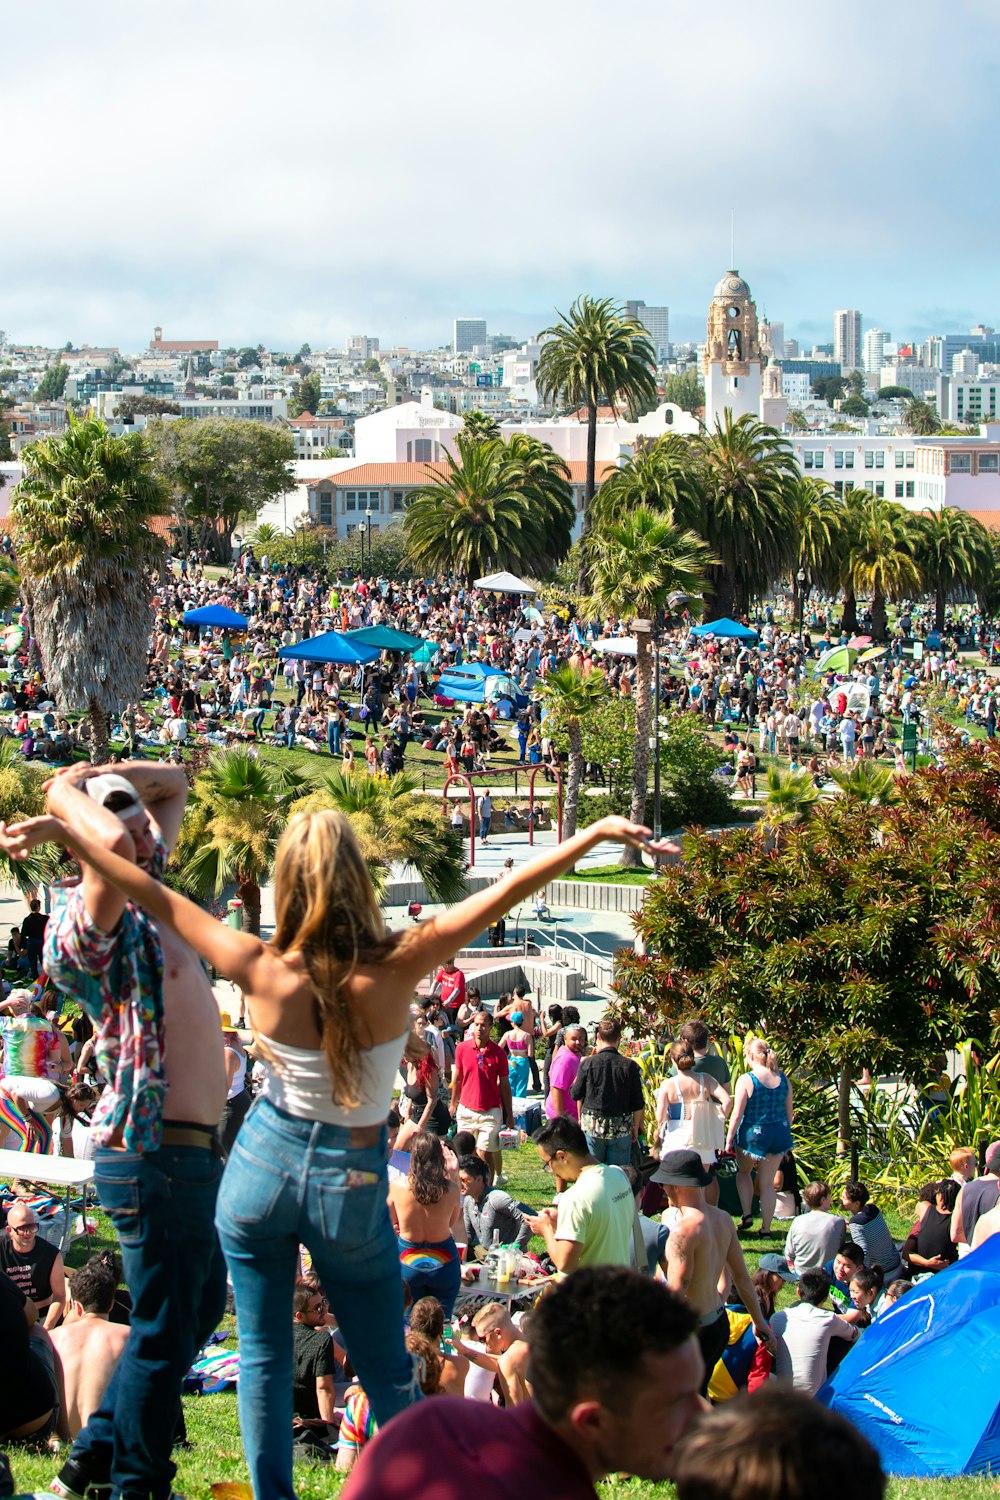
[703,270,764,428]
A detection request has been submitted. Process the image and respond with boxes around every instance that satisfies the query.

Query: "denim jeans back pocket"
[218,1143,291,1228]
[97,1176,143,1246]
[315,1170,385,1252]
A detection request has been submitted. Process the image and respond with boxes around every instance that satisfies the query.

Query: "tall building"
[347,335,379,361]
[834,310,863,371]
[625,300,670,362]
[453,318,487,355]
[863,328,888,375]
[703,270,764,427]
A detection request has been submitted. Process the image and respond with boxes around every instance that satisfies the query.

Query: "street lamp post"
[358,521,367,577]
[796,567,808,651]
[364,505,373,576]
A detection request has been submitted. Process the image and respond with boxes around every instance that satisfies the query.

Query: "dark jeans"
[71,1144,227,1500]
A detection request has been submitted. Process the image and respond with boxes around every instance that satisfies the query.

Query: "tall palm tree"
[904,399,940,436]
[588,507,715,864]
[536,665,606,845]
[535,296,657,585]
[173,747,313,934]
[847,497,922,641]
[461,410,501,444]
[693,413,798,619]
[590,433,701,532]
[912,507,994,632]
[828,761,899,808]
[786,477,844,619]
[403,432,572,584]
[301,771,466,903]
[12,416,171,758]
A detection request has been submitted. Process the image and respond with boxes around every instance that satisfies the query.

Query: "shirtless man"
[654,1149,774,1396]
[51,1259,129,1438]
[0,762,228,1500]
[469,1302,531,1405]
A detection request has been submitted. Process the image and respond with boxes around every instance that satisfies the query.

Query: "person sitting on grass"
[50,1258,130,1439]
[468,1302,531,1405]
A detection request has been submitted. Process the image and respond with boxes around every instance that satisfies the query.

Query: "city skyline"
[3,0,999,351]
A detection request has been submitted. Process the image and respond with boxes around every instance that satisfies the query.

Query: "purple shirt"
[545,1046,581,1121]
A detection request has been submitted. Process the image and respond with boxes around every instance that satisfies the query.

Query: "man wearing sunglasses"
[0,1202,67,1329]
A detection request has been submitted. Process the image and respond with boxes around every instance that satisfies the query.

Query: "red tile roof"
[964,510,1000,531]
[312,462,451,487]
[150,339,219,352]
[566,461,618,484]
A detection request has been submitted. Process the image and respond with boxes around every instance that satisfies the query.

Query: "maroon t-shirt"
[342,1397,597,1500]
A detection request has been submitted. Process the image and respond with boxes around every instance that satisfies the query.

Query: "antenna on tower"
[730,210,735,271]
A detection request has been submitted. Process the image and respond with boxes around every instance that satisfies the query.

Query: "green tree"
[535,296,656,585]
[461,410,501,444]
[660,371,704,413]
[293,343,312,364]
[845,370,867,399]
[787,478,844,609]
[114,395,182,420]
[0,741,51,895]
[590,434,700,532]
[912,507,995,632]
[878,386,915,401]
[813,375,846,407]
[12,416,171,757]
[235,347,260,369]
[295,771,466,903]
[147,417,294,559]
[613,743,1000,1148]
[788,410,810,432]
[840,395,870,418]
[847,496,921,640]
[587,507,714,863]
[0,419,11,460]
[403,432,573,584]
[905,399,940,435]
[33,363,69,402]
[536,665,607,846]
[692,412,798,619]
[289,371,322,416]
[172,748,313,934]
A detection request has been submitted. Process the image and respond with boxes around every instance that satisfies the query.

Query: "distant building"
[453,319,487,355]
[347,335,380,361]
[834,310,863,371]
[879,365,938,398]
[626,301,670,362]
[937,376,1000,425]
[703,271,764,426]
[782,372,812,405]
[863,328,888,375]
[148,326,218,354]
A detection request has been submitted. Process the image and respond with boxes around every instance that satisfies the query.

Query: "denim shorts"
[736,1120,793,1160]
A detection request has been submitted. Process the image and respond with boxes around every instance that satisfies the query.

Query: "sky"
[3,0,1000,355]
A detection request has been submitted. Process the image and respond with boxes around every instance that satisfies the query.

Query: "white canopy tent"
[473,571,537,595]
[593,637,638,658]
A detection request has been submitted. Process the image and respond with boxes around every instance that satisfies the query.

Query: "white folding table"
[0,1149,96,1251]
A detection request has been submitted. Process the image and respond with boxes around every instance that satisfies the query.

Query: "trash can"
[226,898,244,931]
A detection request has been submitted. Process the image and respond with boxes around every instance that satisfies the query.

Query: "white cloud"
[2,0,999,348]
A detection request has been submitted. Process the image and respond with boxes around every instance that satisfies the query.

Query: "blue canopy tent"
[436,664,528,710]
[820,1236,1000,1475]
[183,605,249,630]
[344,625,425,654]
[689,617,759,641]
[278,632,381,666]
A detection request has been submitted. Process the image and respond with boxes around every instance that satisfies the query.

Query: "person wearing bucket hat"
[654,1150,774,1397]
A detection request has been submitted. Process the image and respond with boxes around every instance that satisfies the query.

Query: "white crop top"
[259,1028,409,1127]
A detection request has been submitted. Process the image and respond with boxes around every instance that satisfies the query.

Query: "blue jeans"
[479,817,491,841]
[328,723,341,755]
[217,1098,419,1500]
[72,1145,227,1500]
[585,1132,633,1167]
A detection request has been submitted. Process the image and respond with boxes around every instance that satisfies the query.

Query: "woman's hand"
[592,816,681,856]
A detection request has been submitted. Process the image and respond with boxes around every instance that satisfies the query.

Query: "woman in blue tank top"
[725,1037,794,1236]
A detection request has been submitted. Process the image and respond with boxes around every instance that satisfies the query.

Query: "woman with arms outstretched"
[0,801,669,1500]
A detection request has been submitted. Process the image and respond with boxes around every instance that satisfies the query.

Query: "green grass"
[563,864,653,885]
[6,1159,986,1499]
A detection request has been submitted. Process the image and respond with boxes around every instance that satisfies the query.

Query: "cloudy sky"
[3,0,998,354]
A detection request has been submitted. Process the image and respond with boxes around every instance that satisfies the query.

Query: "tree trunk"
[238,877,262,937]
[705,565,736,623]
[871,590,888,642]
[935,586,946,634]
[622,627,653,868]
[88,699,109,764]
[563,722,583,844]
[837,1063,855,1158]
[576,398,598,593]
[841,588,858,637]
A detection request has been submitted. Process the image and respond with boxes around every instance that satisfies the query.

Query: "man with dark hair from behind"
[341,1266,704,1499]
[673,1387,886,1500]
[50,1259,129,1439]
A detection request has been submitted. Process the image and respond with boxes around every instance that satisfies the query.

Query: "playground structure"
[441,766,564,869]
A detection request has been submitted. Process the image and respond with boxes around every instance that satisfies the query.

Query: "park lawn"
[562,864,653,886]
[8,1156,979,1499]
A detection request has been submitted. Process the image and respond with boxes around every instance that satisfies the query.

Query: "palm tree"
[11,416,171,759]
[0,741,52,896]
[302,771,466,903]
[786,478,844,620]
[173,747,313,934]
[588,507,715,864]
[590,434,701,532]
[904,399,940,436]
[828,761,899,808]
[761,764,821,834]
[693,413,798,619]
[403,432,573,584]
[0,558,20,617]
[461,410,501,444]
[535,296,656,584]
[847,497,922,641]
[536,665,607,846]
[912,507,994,632]
[248,521,281,548]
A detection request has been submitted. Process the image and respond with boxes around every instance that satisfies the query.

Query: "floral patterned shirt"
[43,839,168,1154]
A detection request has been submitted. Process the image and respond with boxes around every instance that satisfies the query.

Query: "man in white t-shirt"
[770,1269,856,1395]
[783,1181,846,1275]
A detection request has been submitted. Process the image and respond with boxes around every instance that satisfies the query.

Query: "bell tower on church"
[703,271,764,428]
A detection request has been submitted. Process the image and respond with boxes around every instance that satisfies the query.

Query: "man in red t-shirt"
[341,1266,703,1500]
[450,1011,513,1183]
[431,958,466,1018]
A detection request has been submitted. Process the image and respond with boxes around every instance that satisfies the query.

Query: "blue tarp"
[820,1235,1000,1475]
[183,605,248,630]
[278,632,381,666]
[689,617,759,641]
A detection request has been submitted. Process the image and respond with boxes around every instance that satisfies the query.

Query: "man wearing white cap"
[0,761,227,1500]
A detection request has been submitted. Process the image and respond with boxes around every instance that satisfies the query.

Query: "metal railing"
[514,916,616,982]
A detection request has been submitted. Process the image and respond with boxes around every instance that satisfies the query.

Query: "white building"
[951,349,978,378]
[782,372,812,405]
[879,365,938,399]
[346,335,380,361]
[863,328,888,375]
[788,427,1000,523]
[703,271,764,426]
[937,376,1000,425]
[834,310,863,371]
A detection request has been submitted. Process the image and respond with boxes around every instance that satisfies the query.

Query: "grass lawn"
[8,1154,989,1499]
[562,864,653,886]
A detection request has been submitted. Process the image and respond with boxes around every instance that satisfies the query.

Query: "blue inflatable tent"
[820,1235,1000,1475]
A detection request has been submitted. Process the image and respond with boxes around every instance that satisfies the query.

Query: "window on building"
[803,451,814,469]
[875,451,885,468]
[814,451,824,469]
[845,451,854,468]
[895,481,904,498]
[834,480,844,496]
[979,454,999,472]
[319,496,332,526]
[345,492,357,511]
[392,490,405,511]
[875,481,884,496]
[905,481,915,497]
[904,451,915,468]
[895,450,905,467]
[951,455,972,473]
[864,451,874,468]
[864,480,875,493]
[834,451,844,469]
[414,439,433,462]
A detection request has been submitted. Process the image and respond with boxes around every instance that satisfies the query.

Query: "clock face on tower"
[726,277,743,294]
